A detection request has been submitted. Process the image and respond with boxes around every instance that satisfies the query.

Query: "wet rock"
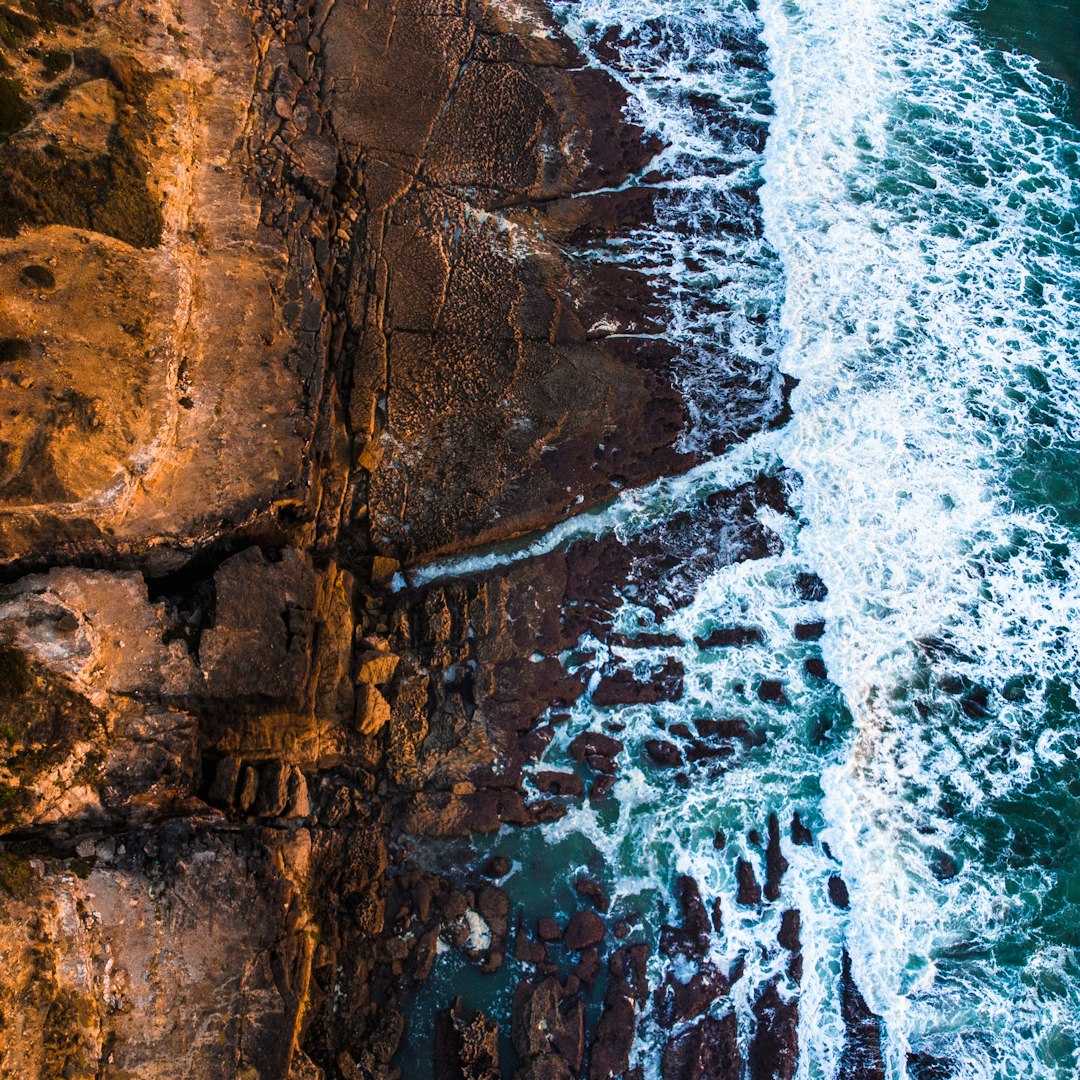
[660,876,711,959]
[840,951,885,1080]
[711,897,724,934]
[657,964,730,1027]
[609,631,683,649]
[435,998,500,1080]
[537,917,563,943]
[793,621,826,641]
[795,573,828,601]
[645,739,684,767]
[764,813,788,901]
[790,813,813,846]
[907,1053,954,1079]
[778,910,801,953]
[931,851,959,880]
[694,626,764,649]
[574,877,610,913]
[695,717,765,746]
[534,770,585,797]
[661,1012,742,1080]
[564,910,605,951]
[757,680,787,705]
[592,658,685,707]
[569,732,624,763]
[828,875,850,909]
[512,978,584,1073]
[586,753,618,775]
[748,982,799,1080]
[805,657,828,680]
[590,775,617,801]
[574,947,601,987]
[736,859,762,906]
[588,977,635,1080]
[477,885,510,953]
[515,919,547,967]
[483,856,511,879]
[713,829,727,850]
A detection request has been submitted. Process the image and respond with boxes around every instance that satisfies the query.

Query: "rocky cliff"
[0,0,885,1077]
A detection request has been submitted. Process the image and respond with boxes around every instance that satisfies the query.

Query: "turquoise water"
[400,0,1080,1076]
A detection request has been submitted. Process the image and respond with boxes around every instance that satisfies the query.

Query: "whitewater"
[407,0,1080,1075]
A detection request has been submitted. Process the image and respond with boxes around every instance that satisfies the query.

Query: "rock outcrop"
[0,0,860,1077]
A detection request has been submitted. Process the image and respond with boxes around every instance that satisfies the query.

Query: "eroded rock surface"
[0,0,860,1077]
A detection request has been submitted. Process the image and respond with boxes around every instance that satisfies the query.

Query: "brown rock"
[661,1013,742,1080]
[564,911,605,951]
[748,983,799,1080]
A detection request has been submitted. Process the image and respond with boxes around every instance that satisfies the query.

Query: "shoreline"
[0,0,905,1075]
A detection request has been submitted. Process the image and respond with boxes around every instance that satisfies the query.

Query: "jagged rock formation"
[0,0,885,1076]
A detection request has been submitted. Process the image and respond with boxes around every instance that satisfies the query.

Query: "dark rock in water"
[757,680,788,705]
[657,963,730,1027]
[907,1052,955,1079]
[840,951,886,1080]
[694,626,765,649]
[512,978,584,1074]
[574,946,602,987]
[805,657,828,680]
[695,717,765,746]
[610,942,651,1005]
[516,928,547,967]
[529,800,569,825]
[593,658,685,706]
[589,997,635,1079]
[477,884,510,952]
[778,910,801,953]
[564,910,605,950]
[736,859,762,906]
[645,739,684,767]
[590,775,617,801]
[931,850,959,880]
[660,876,712,959]
[513,1057,573,1080]
[569,731,624,763]
[764,813,789,901]
[714,829,727,850]
[795,572,828,601]
[661,1012,742,1080]
[608,631,683,649]
[749,982,799,1080]
[537,917,563,943]
[521,725,556,761]
[675,772,692,789]
[534,770,585,797]
[794,620,826,641]
[575,876,610,913]
[711,897,724,934]
[588,974,636,1080]
[685,739,736,764]
[435,997,500,1080]
[587,753,618,775]
[791,813,813,846]
[669,721,694,738]
[483,855,511,878]
[828,875,850,909]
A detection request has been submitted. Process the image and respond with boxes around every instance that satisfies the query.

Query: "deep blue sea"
[402,0,1080,1074]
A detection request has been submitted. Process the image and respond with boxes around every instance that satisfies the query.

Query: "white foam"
[757,0,1080,1072]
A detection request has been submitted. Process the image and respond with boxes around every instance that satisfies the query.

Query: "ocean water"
[400,0,1080,1076]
